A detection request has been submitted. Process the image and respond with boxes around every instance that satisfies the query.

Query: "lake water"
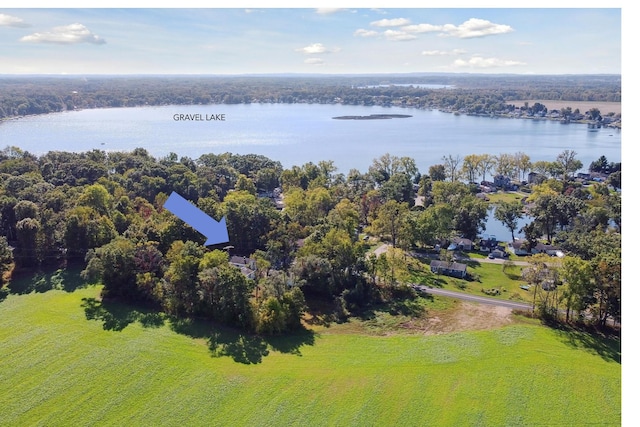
[0,103,621,174]
[0,103,621,242]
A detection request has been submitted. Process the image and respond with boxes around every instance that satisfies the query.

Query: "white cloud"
[441,18,514,39]
[421,49,466,56]
[304,58,324,65]
[296,43,339,54]
[370,18,411,27]
[354,29,378,38]
[383,30,416,42]
[0,13,30,28]
[315,8,349,15]
[20,23,106,44]
[452,56,526,68]
[402,23,443,34]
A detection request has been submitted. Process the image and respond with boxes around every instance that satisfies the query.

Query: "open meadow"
[0,280,620,426]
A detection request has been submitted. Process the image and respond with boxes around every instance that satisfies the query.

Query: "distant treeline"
[0,74,621,120]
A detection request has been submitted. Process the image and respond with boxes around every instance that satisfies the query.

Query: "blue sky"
[0,7,622,75]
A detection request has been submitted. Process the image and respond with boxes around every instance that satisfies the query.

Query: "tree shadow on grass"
[547,320,621,364]
[170,317,316,364]
[80,296,315,364]
[354,290,434,322]
[81,297,159,332]
[7,266,88,295]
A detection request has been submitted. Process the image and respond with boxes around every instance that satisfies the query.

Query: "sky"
[0,6,622,75]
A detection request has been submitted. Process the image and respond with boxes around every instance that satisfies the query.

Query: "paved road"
[411,285,533,311]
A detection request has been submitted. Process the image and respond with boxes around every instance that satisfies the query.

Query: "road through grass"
[0,285,620,426]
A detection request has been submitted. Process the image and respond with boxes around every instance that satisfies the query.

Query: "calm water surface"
[0,103,621,174]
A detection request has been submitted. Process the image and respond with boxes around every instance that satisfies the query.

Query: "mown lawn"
[485,191,528,204]
[412,257,533,303]
[0,285,620,426]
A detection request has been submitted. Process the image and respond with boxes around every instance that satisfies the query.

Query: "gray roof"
[430,260,467,272]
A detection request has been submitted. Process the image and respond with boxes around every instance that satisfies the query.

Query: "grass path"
[0,286,620,426]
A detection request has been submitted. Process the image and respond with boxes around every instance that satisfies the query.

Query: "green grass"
[413,258,533,303]
[486,191,527,204]
[0,285,620,426]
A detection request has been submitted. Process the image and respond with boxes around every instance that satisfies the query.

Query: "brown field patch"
[402,301,514,335]
[311,300,517,336]
[511,100,621,115]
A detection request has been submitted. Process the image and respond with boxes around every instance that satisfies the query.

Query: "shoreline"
[0,101,621,130]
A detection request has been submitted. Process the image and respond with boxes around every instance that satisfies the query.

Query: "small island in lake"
[332,114,412,120]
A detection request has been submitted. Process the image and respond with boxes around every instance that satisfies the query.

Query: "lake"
[0,103,620,242]
[0,103,621,175]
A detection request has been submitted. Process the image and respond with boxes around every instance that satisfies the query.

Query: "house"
[451,237,473,251]
[508,241,562,257]
[532,243,562,256]
[229,256,257,279]
[528,171,545,184]
[576,172,591,180]
[489,248,508,259]
[479,235,498,252]
[509,240,530,256]
[430,260,467,279]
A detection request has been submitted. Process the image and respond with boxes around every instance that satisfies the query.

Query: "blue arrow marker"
[163,192,229,246]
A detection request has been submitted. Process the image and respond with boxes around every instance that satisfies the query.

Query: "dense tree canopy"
[0,145,621,332]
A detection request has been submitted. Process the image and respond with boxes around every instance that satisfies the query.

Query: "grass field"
[0,284,620,426]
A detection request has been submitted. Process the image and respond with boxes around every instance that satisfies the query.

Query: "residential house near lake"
[430,260,468,279]
[509,241,563,257]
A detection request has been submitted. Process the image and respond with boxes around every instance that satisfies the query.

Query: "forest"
[0,74,621,120]
[0,146,621,334]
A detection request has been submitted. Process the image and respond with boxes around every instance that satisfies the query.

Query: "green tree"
[514,152,531,181]
[326,199,360,241]
[197,264,254,328]
[442,154,462,181]
[0,236,13,284]
[416,204,455,247]
[493,201,523,242]
[234,174,257,195]
[84,237,137,300]
[560,256,593,323]
[607,171,621,190]
[366,200,409,247]
[15,217,40,268]
[219,190,278,255]
[453,196,488,240]
[428,164,446,182]
[380,172,414,205]
[494,153,516,178]
[591,255,621,326]
[163,240,204,315]
[77,183,112,216]
[462,154,482,183]
[556,150,583,181]
[477,154,495,182]
[292,255,334,297]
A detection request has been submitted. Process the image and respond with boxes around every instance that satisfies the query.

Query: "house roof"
[452,237,473,246]
[431,260,467,272]
[230,256,256,269]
